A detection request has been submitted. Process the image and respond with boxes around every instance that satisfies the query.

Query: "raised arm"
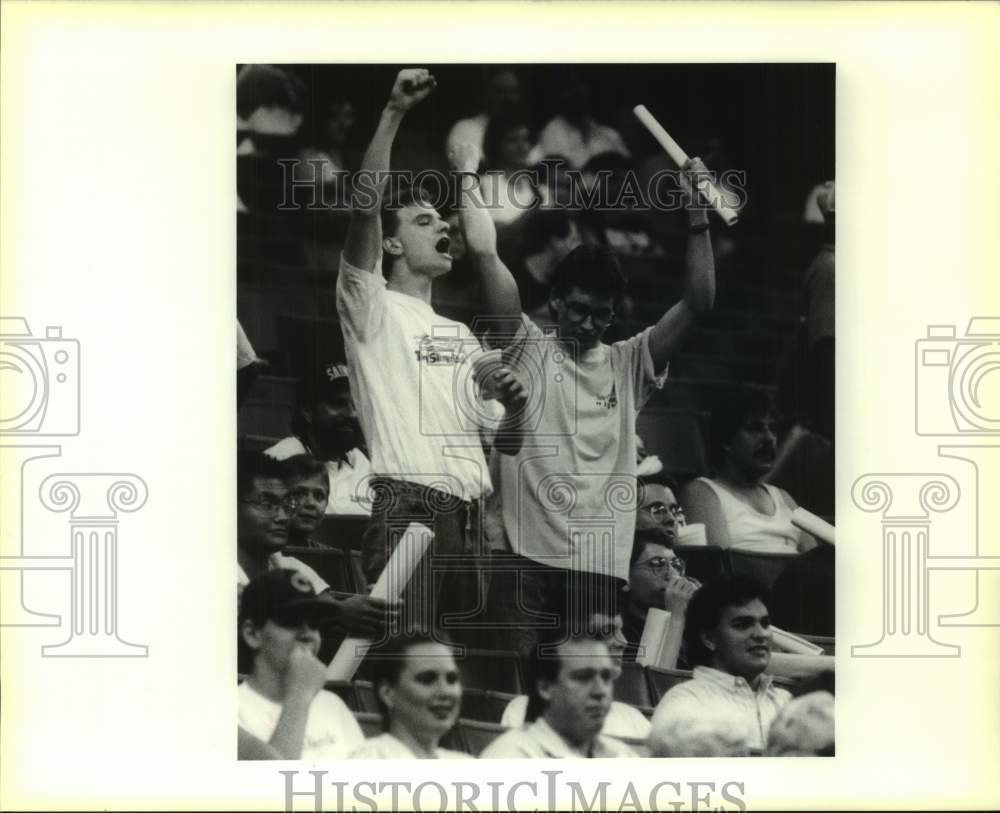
[448,142,523,343]
[342,69,437,272]
[647,157,717,371]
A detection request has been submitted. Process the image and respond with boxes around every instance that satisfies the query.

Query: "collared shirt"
[650,665,792,753]
[480,716,637,759]
[349,733,471,760]
[500,695,651,741]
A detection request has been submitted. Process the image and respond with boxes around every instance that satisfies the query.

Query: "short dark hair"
[525,624,611,723]
[637,474,681,503]
[482,109,532,170]
[237,450,288,501]
[709,386,779,468]
[549,244,627,311]
[367,630,457,731]
[291,372,350,438]
[379,185,433,278]
[523,208,574,255]
[281,453,328,486]
[683,575,770,668]
[629,525,675,568]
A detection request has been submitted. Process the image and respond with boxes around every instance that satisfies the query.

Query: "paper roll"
[326,522,433,681]
[770,625,825,655]
[676,523,707,546]
[636,607,671,668]
[633,104,740,226]
[791,507,836,546]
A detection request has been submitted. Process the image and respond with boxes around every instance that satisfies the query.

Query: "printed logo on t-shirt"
[415,335,467,365]
[596,386,619,409]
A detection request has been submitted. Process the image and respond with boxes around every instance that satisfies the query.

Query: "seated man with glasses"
[620,527,699,665]
[237,450,398,638]
[636,476,687,541]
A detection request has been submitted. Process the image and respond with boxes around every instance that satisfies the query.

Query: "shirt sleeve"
[336,254,387,342]
[611,326,668,410]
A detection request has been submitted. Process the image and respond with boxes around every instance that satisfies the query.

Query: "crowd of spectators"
[237,64,835,760]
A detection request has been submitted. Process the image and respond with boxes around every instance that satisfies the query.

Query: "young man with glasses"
[237,450,397,638]
[636,476,687,541]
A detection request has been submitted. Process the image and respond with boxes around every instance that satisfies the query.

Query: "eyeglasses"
[644,502,685,521]
[563,301,615,327]
[637,556,686,577]
[240,496,301,515]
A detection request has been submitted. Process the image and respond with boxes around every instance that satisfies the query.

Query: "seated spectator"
[504,208,581,315]
[238,569,364,759]
[481,628,637,758]
[765,691,835,756]
[478,112,539,226]
[237,450,395,638]
[535,73,630,170]
[281,454,332,549]
[266,362,373,516]
[649,576,792,756]
[620,527,697,665]
[349,631,470,759]
[445,68,523,157]
[681,388,815,553]
[636,477,686,540]
[499,613,651,740]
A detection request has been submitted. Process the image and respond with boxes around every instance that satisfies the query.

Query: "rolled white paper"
[766,652,835,680]
[326,522,433,681]
[637,607,677,668]
[676,523,707,547]
[770,625,825,655]
[633,104,740,226]
[791,507,836,546]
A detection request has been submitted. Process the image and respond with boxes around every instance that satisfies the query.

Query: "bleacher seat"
[317,515,369,551]
[727,549,798,591]
[352,711,383,738]
[352,680,380,713]
[454,649,524,695]
[459,687,517,724]
[615,660,653,708]
[635,408,710,479]
[449,719,509,756]
[283,546,354,594]
[324,680,358,711]
[645,667,692,703]
[673,545,728,584]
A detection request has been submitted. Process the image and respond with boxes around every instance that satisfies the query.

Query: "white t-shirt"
[238,682,364,760]
[349,732,472,759]
[695,478,802,554]
[336,256,501,501]
[500,694,651,740]
[496,318,666,581]
[265,437,373,516]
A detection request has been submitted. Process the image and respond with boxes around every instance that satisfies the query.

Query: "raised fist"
[679,156,711,215]
[663,576,699,616]
[387,68,437,112]
[448,142,482,174]
[284,643,327,702]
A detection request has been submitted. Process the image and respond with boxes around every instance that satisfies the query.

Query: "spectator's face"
[637,484,686,538]
[325,101,355,146]
[487,70,521,114]
[725,412,779,480]
[553,286,615,350]
[309,383,360,457]
[242,612,322,676]
[389,202,452,278]
[704,598,773,681]
[540,639,617,746]
[590,612,628,661]
[381,642,462,741]
[627,543,685,612]
[286,472,329,537]
[238,477,292,554]
[499,125,533,170]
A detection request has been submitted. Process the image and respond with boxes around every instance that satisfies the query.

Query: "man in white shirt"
[481,628,637,758]
[238,569,364,759]
[336,69,527,641]
[265,362,372,516]
[648,576,793,756]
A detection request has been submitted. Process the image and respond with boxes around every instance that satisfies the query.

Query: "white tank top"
[696,478,801,554]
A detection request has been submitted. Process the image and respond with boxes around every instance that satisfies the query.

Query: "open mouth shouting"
[435,235,452,259]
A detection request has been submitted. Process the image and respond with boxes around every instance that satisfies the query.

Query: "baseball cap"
[239,569,340,627]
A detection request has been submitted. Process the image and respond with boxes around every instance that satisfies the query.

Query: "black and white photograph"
[236,62,836,762]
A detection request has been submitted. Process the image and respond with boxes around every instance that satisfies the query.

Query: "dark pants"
[362,478,487,646]
[484,551,624,658]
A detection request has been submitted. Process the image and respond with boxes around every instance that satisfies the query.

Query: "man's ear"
[383,236,403,257]
[536,678,553,704]
[700,630,716,653]
[376,680,395,712]
[298,407,313,427]
[240,619,262,652]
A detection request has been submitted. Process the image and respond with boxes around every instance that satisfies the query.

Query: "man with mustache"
[681,388,816,553]
[266,362,372,516]
[649,576,792,757]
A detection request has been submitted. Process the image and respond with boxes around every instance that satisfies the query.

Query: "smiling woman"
[349,631,472,759]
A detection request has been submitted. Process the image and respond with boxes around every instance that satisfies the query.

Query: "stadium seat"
[352,711,383,738]
[324,680,358,711]
[645,667,693,703]
[727,549,798,590]
[454,649,524,694]
[635,408,710,479]
[450,719,510,757]
[352,680,380,713]
[673,545,728,584]
[615,660,653,708]
[459,688,516,724]
[282,546,354,594]
[317,515,369,551]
